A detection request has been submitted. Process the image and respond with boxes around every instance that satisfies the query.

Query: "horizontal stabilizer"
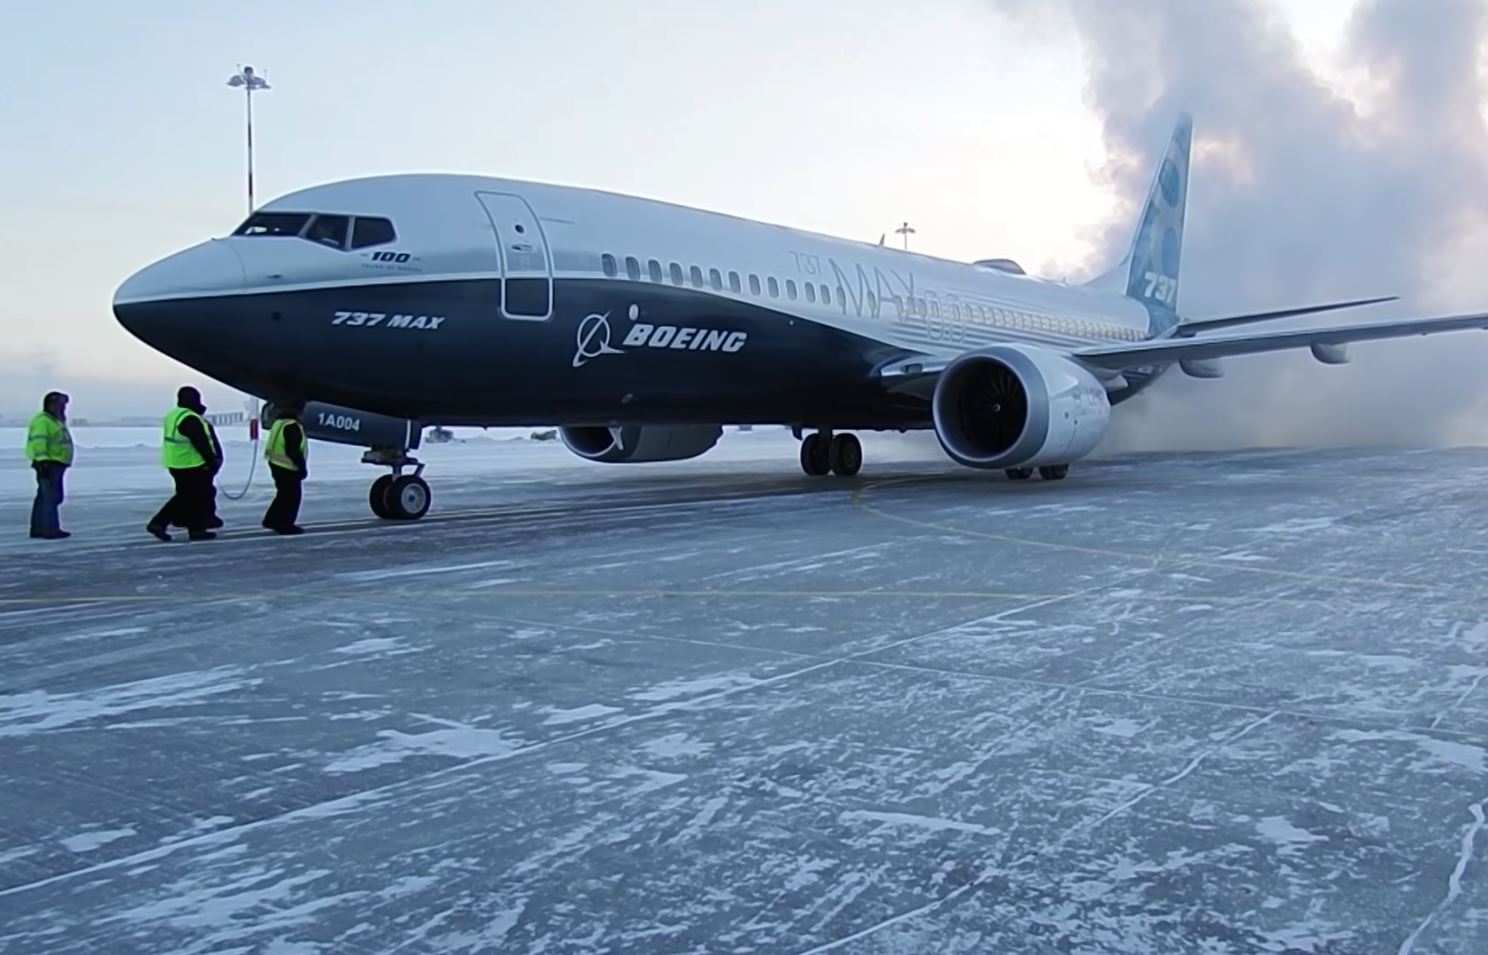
[1176,296,1397,336]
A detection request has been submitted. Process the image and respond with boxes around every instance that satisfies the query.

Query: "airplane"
[113,113,1488,521]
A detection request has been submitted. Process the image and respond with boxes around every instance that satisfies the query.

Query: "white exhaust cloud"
[991,0,1488,452]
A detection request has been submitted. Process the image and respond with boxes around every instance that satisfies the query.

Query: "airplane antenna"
[895,221,916,251]
[226,65,272,213]
[877,234,886,247]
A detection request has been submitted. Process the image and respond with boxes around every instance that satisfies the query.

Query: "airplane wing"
[1072,311,1488,372]
[1174,295,1397,336]
[877,311,1488,386]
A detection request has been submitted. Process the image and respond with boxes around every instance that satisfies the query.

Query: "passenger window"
[786,279,798,300]
[749,274,762,295]
[805,283,816,303]
[648,259,664,283]
[625,256,641,281]
[305,214,349,249]
[820,285,830,305]
[867,292,877,312]
[234,211,311,237]
[930,300,940,318]
[837,286,845,305]
[670,262,685,286]
[602,254,618,278]
[729,271,742,293]
[690,265,705,288]
[350,217,396,249]
[709,268,723,291]
[768,277,780,298]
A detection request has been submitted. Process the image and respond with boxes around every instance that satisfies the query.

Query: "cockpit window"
[305,214,350,249]
[234,212,311,237]
[351,217,397,249]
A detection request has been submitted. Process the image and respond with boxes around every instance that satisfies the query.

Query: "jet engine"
[560,425,723,463]
[931,344,1110,469]
[263,401,421,452]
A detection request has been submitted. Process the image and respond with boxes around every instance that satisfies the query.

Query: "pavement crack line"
[1397,796,1487,955]
[1430,671,1488,731]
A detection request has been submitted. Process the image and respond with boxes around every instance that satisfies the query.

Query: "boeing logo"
[573,304,748,368]
[573,307,628,368]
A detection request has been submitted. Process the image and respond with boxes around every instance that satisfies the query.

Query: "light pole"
[895,221,916,251]
[226,65,271,213]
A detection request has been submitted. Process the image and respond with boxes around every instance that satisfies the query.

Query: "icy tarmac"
[3,430,1488,954]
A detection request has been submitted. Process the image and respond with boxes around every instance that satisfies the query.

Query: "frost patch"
[0,667,259,737]
[630,674,760,702]
[841,810,1001,838]
[541,703,623,726]
[637,732,713,760]
[1331,729,1487,773]
[338,558,515,582]
[1255,816,1326,855]
[325,725,519,773]
[1252,517,1337,535]
[333,637,417,656]
[1087,717,1149,739]
[60,826,137,853]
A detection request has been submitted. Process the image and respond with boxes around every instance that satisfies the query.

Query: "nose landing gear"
[364,448,431,520]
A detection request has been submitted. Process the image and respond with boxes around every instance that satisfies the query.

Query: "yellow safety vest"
[25,412,73,466]
[162,407,208,469]
[264,418,307,471]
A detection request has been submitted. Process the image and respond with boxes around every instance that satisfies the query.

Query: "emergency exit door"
[476,192,552,320]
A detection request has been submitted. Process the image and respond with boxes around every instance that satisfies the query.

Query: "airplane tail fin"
[1084,113,1193,335]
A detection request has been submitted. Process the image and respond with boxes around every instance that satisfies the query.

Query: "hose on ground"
[217,408,261,501]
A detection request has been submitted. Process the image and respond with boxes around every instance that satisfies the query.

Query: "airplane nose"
[114,240,246,308]
[114,240,247,344]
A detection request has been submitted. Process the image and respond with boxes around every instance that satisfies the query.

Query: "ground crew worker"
[147,386,221,542]
[169,394,225,532]
[25,391,73,539]
[261,403,308,534]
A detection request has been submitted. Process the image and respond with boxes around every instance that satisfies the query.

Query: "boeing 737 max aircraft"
[113,115,1488,520]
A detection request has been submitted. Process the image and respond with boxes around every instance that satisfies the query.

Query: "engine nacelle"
[560,425,723,463]
[931,344,1110,469]
[262,401,421,451]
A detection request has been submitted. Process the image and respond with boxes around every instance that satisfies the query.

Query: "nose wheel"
[363,450,432,520]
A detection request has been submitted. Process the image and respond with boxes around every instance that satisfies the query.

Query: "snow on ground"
[3,441,1488,953]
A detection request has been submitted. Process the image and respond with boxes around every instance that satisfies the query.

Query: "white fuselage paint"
[127,173,1156,363]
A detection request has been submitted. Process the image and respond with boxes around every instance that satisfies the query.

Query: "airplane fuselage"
[113,174,1165,430]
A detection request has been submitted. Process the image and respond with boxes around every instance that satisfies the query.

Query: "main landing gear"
[798,429,862,478]
[1005,465,1069,481]
[363,448,431,521]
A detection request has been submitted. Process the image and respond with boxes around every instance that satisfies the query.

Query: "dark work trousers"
[150,466,213,534]
[30,465,65,535]
[263,466,304,530]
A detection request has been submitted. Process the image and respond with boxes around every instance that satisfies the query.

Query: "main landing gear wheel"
[1038,465,1069,481]
[1005,468,1034,481]
[369,475,394,518]
[828,434,862,477]
[800,433,832,477]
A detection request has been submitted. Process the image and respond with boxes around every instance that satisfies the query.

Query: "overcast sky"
[3,0,1484,447]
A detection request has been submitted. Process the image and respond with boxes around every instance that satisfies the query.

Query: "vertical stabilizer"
[1085,114,1192,336]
